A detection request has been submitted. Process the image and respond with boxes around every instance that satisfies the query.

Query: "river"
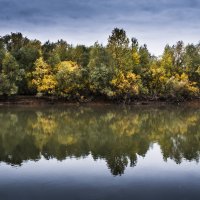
[0,105,200,200]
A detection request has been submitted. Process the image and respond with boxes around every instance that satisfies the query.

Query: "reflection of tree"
[148,109,200,164]
[107,156,128,176]
[0,111,40,165]
[0,106,199,175]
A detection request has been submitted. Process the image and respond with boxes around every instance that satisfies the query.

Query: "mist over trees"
[0,28,199,101]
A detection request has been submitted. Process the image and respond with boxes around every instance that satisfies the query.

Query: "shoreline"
[0,96,199,107]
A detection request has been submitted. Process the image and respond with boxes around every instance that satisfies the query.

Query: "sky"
[0,0,200,55]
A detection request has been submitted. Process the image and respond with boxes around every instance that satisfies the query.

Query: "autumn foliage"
[0,29,199,101]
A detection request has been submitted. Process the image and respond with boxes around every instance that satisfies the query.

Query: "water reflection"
[0,105,199,176]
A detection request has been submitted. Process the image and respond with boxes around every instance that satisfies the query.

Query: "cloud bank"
[0,0,200,55]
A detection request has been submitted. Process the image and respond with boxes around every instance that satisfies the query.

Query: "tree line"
[0,28,199,101]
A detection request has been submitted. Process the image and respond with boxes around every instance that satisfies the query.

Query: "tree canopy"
[0,29,199,101]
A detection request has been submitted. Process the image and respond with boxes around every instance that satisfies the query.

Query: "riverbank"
[0,95,199,106]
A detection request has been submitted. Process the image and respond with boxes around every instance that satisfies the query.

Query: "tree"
[88,42,113,96]
[107,28,132,71]
[2,33,29,59]
[88,42,110,68]
[32,57,57,95]
[148,62,168,97]
[165,73,199,99]
[160,45,174,76]
[0,29,199,100]
[42,41,57,61]
[0,53,23,95]
[16,40,42,94]
[131,37,140,72]
[72,45,90,68]
[110,71,143,101]
[0,38,5,70]
[17,40,41,71]
[184,44,200,87]
[172,41,185,71]
[55,61,81,98]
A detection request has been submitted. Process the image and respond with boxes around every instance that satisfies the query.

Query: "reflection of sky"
[1,0,200,55]
[0,144,200,200]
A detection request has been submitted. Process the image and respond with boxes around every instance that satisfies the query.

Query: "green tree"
[0,53,23,95]
[184,43,200,87]
[88,42,113,96]
[0,38,5,70]
[72,45,90,68]
[107,28,132,71]
[42,41,57,61]
[16,40,42,94]
[172,41,185,71]
[131,37,140,73]
[2,33,29,59]
[55,61,81,98]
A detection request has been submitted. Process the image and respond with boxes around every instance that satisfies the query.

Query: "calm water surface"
[0,105,200,200]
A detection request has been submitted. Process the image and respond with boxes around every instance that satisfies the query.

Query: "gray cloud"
[0,0,200,55]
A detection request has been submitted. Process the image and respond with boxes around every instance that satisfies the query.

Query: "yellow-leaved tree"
[32,57,57,95]
[148,63,168,97]
[166,73,199,99]
[110,71,143,101]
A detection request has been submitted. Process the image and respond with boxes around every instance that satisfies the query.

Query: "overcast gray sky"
[0,0,200,55]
